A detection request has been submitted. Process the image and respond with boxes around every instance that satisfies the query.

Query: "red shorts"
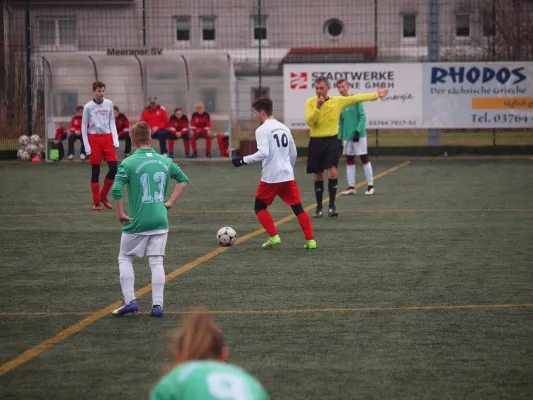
[88,134,117,164]
[255,180,302,206]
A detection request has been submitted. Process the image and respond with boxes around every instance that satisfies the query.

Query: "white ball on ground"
[217,227,237,247]
[17,149,30,161]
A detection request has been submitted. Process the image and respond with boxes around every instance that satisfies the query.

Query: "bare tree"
[477,0,533,61]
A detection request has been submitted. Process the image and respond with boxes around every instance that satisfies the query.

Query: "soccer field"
[0,158,532,399]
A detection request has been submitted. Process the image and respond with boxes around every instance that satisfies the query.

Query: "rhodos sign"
[430,66,527,85]
[283,63,423,129]
[423,62,533,128]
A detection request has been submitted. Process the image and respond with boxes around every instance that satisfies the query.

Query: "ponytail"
[174,307,225,363]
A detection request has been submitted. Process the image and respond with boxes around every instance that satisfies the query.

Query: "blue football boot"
[111,300,139,316]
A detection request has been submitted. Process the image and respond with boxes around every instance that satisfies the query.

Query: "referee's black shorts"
[306,135,341,174]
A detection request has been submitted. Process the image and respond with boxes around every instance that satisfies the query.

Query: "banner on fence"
[283,62,533,129]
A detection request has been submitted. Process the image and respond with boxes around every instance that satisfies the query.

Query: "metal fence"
[1,0,532,157]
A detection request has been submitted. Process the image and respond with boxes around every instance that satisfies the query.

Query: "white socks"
[149,255,166,308]
[118,254,166,307]
[363,162,374,185]
[346,164,356,187]
[118,254,135,303]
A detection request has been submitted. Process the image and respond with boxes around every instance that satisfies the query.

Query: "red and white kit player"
[232,97,316,249]
[81,81,120,210]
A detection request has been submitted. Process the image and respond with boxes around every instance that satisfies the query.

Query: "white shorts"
[343,136,368,156]
[119,233,168,257]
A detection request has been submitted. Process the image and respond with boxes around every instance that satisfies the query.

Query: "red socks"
[90,182,100,205]
[256,210,278,237]
[168,140,174,154]
[297,212,314,240]
[100,178,114,201]
[191,137,197,153]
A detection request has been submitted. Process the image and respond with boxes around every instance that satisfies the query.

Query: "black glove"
[353,131,360,142]
[232,157,246,167]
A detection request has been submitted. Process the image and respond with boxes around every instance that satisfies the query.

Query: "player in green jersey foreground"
[150,308,270,400]
[111,121,189,318]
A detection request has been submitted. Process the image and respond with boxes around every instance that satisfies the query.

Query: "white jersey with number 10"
[243,119,297,183]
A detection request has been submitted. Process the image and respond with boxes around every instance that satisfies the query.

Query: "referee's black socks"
[328,178,338,207]
[314,180,324,209]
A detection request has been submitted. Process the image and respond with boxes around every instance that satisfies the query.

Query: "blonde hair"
[130,121,150,145]
[195,102,205,112]
[173,307,225,362]
[336,78,347,87]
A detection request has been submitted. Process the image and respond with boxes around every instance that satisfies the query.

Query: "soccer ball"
[217,227,237,247]
[27,144,38,156]
[19,135,30,146]
[30,134,41,145]
[17,148,30,161]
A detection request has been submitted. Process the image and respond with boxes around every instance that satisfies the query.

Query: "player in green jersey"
[336,78,375,196]
[110,121,189,318]
[150,308,269,400]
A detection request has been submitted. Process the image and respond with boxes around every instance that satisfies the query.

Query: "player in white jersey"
[232,97,316,249]
[81,81,120,210]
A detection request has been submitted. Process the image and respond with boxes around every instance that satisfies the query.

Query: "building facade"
[4,0,506,122]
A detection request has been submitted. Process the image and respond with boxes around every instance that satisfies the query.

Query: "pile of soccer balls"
[217,226,237,247]
[17,135,44,161]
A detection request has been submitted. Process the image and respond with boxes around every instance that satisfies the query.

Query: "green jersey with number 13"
[112,148,189,234]
[149,360,269,400]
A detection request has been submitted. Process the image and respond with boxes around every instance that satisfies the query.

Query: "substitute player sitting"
[111,121,189,318]
[190,102,212,159]
[232,97,315,250]
[168,107,191,159]
[150,307,269,399]
[337,78,375,195]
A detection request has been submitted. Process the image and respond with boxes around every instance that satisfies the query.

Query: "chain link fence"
[1,0,532,158]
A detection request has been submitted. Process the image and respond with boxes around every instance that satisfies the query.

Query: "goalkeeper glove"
[353,131,360,142]
[232,157,246,167]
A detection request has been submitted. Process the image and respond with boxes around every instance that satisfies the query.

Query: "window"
[38,18,76,50]
[199,88,217,112]
[323,18,344,39]
[402,14,416,38]
[200,16,216,42]
[252,87,270,102]
[175,16,190,42]
[58,91,78,116]
[455,14,470,37]
[252,15,267,43]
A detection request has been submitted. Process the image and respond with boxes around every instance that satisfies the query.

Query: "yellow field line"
[3,303,532,317]
[1,207,533,218]
[0,161,410,376]
[1,207,532,219]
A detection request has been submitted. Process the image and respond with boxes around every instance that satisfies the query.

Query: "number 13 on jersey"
[140,172,166,203]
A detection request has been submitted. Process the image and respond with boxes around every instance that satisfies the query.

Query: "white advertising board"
[283,62,533,129]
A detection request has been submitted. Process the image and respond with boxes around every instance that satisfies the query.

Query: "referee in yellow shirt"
[305,76,388,217]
